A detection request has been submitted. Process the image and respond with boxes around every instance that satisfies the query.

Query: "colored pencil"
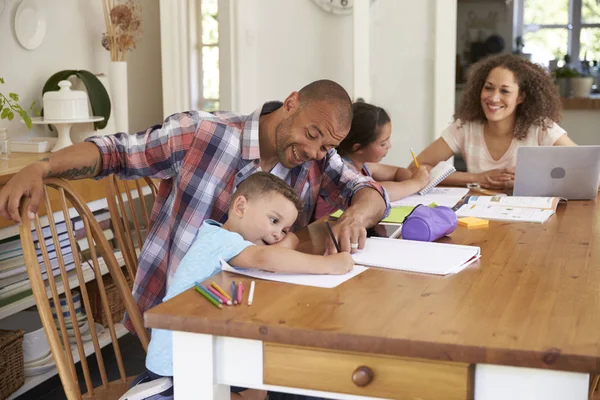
[194,284,222,309]
[248,281,255,306]
[237,282,243,305]
[207,286,232,305]
[232,281,237,305]
[210,281,232,301]
[196,283,222,304]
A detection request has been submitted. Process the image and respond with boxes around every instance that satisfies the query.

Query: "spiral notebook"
[418,161,456,195]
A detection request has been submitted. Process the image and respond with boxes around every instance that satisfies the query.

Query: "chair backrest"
[19,178,149,400]
[105,176,158,282]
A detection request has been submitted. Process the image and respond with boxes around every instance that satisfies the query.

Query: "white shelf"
[0,251,125,321]
[7,323,129,400]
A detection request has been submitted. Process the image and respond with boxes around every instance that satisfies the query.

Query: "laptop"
[514,146,600,200]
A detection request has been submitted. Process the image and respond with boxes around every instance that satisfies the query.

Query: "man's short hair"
[231,172,303,212]
[298,79,353,130]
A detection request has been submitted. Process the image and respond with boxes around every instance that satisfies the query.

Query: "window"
[190,0,220,112]
[515,0,600,67]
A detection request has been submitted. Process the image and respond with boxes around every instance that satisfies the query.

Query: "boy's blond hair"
[231,172,303,212]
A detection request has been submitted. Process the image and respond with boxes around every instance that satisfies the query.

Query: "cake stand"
[30,116,104,152]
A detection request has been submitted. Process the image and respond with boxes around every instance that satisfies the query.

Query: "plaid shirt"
[87,102,390,325]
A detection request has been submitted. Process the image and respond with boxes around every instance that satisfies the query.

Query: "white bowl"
[2,310,50,363]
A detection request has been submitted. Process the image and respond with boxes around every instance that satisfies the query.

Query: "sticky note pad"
[458,217,489,228]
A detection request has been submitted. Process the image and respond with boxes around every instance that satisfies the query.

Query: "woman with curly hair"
[412,54,576,189]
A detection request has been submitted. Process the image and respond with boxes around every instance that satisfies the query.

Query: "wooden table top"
[145,195,600,373]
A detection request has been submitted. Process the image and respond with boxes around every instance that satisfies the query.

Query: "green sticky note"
[381,206,415,223]
[330,203,438,224]
[330,209,343,219]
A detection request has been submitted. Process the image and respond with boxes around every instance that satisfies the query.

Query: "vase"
[109,61,129,133]
[572,77,594,98]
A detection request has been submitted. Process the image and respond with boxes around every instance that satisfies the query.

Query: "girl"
[314,102,430,220]
[412,54,576,190]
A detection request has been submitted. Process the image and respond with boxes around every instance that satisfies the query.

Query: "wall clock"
[311,0,353,16]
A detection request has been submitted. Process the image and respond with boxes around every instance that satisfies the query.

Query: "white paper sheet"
[351,237,481,276]
[390,187,470,208]
[220,259,368,288]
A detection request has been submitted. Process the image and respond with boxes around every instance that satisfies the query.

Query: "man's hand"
[0,162,49,223]
[478,168,515,189]
[325,213,367,255]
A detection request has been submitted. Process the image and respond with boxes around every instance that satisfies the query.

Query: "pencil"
[248,281,255,306]
[207,285,232,305]
[194,284,223,309]
[210,281,232,301]
[231,281,237,305]
[197,283,222,304]
[324,221,341,253]
[410,148,420,168]
[237,282,244,305]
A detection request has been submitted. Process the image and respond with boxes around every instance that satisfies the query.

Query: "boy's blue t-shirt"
[145,220,253,376]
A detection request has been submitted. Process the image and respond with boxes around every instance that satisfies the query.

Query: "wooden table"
[145,195,600,400]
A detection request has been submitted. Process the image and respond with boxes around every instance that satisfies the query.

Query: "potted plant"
[553,66,581,98]
[0,77,37,129]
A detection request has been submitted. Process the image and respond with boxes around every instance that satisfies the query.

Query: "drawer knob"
[352,365,374,387]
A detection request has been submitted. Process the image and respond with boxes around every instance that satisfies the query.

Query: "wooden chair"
[105,176,158,282]
[19,178,150,400]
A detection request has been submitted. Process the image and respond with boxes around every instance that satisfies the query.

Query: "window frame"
[514,0,600,62]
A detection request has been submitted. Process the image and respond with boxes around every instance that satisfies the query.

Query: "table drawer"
[264,343,473,400]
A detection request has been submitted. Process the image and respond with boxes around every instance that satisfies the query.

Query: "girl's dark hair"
[337,102,391,157]
[456,54,562,140]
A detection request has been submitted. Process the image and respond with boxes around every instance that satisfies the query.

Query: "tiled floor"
[15,334,146,400]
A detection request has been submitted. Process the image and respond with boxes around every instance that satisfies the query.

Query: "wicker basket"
[0,329,25,400]
[86,273,131,327]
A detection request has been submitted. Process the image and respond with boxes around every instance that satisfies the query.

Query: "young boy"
[143,172,354,399]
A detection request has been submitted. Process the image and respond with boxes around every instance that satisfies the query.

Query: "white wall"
[233,0,354,114]
[0,0,162,142]
[371,0,439,167]
[561,110,600,145]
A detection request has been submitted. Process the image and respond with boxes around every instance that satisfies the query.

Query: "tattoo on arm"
[47,161,98,180]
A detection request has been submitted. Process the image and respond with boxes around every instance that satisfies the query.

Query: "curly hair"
[456,54,562,140]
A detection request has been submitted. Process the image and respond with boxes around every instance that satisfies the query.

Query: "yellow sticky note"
[458,217,489,228]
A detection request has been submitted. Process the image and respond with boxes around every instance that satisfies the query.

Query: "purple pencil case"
[401,205,458,242]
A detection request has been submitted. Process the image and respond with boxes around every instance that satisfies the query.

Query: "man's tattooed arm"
[45,161,99,180]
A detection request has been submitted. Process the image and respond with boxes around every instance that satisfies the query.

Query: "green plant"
[552,67,582,79]
[0,78,37,129]
[42,70,111,130]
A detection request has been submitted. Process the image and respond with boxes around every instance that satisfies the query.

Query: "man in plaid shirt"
[0,80,390,328]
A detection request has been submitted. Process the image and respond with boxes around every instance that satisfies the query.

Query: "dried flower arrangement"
[101,0,142,61]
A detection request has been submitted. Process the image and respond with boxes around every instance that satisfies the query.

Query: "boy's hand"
[325,252,354,275]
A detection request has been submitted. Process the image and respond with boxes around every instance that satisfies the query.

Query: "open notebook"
[352,237,480,275]
[455,195,566,223]
[418,161,456,195]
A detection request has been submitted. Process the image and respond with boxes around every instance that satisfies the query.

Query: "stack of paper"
[351,237,480,275]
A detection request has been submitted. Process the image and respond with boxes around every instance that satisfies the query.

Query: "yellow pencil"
[410,148,420,168]
[210,281,232,301]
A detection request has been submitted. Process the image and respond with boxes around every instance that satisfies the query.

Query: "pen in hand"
[324,220,342,253]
